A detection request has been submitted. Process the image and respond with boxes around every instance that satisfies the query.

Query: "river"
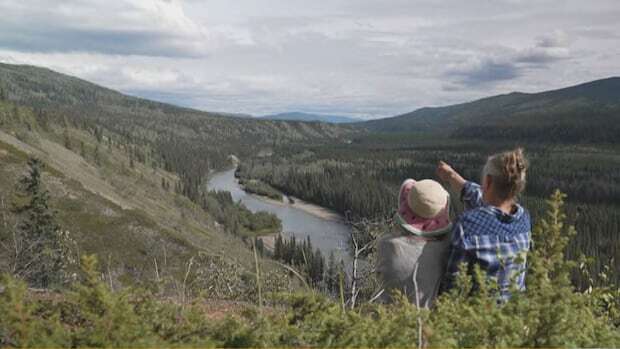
[207,168,351,261]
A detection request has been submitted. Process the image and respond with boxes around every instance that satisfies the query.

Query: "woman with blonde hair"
[436,148,531,300]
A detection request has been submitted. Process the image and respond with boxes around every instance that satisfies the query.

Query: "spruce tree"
[274,235,283,260]
[325,251,337,295]
[311,248,324,286]
[15,158,66,288]
[94,144,101,166]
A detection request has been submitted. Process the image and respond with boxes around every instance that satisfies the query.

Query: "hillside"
[0,63,361,201]
[260,112,361,123]
[0,102,275,288]
[0,63,359,149]
[0,64,335,289]
[362,77,620,142]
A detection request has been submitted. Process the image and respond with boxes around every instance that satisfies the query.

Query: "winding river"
[207,168,351,261]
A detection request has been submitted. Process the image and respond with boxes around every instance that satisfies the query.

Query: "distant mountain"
[362,77,620,142]
[261,112,361,123]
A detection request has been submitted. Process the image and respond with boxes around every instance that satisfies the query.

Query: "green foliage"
[0,62,619,348]
[203,190,281,237]
[67,255,158,347]
[243,141,620,285]
[0,275,68,347]
[429,190,620,348]
[10,158,77,288]
[238,177,283,201]
[273,235,328,288]
[1,191,619,348]
[363,77,620,143]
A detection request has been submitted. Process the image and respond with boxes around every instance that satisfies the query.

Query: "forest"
[0,63,619,347]
[236,137,620,287]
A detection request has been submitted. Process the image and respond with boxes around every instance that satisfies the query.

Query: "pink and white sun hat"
[395,179,452,237]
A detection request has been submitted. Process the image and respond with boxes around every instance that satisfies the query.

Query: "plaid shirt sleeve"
[461,181,483,211]
[440,220,472,292]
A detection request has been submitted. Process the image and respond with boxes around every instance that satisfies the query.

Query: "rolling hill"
[362,77,620,142]
[0,63,359,147]
[260,112,361,123]
[0,63,360,287]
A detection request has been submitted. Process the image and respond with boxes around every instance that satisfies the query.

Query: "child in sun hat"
[376,178,452,307]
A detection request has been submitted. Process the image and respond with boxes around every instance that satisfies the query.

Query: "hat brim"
[397,179,452,236]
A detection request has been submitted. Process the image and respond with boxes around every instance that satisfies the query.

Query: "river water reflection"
[207,168,351,262]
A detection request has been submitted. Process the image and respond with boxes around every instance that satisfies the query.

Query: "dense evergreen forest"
[361,77,620,143]
[2,64,618,287]
[2,64,619,289]
[237,136,620,287]
[0,63,359,202]
[0,63,619,347]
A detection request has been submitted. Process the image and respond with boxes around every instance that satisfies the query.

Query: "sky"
[0,0,619,119]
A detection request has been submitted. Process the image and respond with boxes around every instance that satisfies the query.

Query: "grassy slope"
[0,101,269,286]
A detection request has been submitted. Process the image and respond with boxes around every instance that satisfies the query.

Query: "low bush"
[0,191,618,347]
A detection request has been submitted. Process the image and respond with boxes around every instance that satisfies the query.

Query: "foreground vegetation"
[1,192,618,348]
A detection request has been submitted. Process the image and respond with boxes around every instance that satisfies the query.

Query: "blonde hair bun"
[484,147,528,199]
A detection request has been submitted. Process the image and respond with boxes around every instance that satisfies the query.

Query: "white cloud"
[0,0,619,118]
[0,0,211,57]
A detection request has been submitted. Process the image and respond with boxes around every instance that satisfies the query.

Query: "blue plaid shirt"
[442,181,531,300]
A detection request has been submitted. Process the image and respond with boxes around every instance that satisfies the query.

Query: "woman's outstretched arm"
[436,161,466,194]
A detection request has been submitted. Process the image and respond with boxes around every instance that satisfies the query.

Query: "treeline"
[0,63,357,240]
[453,122,620,144]
[0,97,282,246]
[239,140,620,286]
[202,190,281,237]
[272,235,344,295]
[236,176,283,201]
[238,160,395,221]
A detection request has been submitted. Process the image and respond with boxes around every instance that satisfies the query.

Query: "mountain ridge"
[260,112,361,123]
[361,77,620,142]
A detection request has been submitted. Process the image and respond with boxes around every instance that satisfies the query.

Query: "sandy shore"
[288,196,344,222]
[246,190,344,222]
[230,166,344,222]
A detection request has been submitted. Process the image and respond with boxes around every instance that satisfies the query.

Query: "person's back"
[376,179,452,307]
[377,228,450,307]
[437,148,531,300]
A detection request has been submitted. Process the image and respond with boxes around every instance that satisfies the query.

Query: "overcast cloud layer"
[1,0,619,118]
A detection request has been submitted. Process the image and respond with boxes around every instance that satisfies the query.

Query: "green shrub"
[0,190,618,348]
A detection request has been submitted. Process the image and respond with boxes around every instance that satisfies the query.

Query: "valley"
[5,0,620,343]
[0,62,619,347]
[1,63,619,290]
[208,167,350,262]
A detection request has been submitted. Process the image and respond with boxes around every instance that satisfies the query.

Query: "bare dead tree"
[181,256,194,305]
[153,257,161,284]
[106,254,114,291]
[349,228,371,309]
[412,262,424,349]
[344,212,393,309]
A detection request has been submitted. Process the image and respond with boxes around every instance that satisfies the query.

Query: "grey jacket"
[376,227,451,308]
